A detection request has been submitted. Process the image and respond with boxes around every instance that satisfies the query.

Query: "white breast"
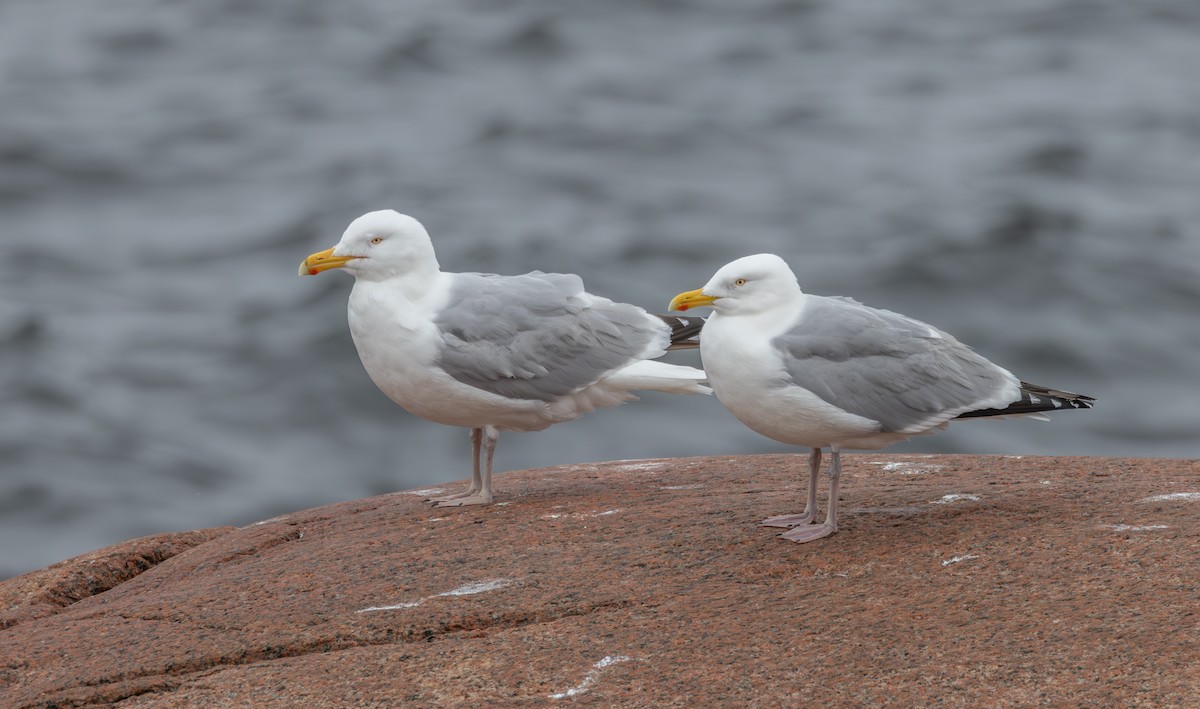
[346,278,549,430]
[700,310,884,449]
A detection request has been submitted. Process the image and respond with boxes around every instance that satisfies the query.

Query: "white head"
[669,253,803,316]
[299,210,441,282]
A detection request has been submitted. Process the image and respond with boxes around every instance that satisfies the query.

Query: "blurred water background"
[2,0,1197,579]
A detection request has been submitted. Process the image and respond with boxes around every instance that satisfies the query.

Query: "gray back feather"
[773,296,1014,431]
[434,272,665,401]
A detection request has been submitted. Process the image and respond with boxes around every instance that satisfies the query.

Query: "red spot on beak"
[309,268,319,275]
[678,304,689,311]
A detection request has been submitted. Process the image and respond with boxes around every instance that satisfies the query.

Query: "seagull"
[300,210,709,506]
[669,253,1094,543]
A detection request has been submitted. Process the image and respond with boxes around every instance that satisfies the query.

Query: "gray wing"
[434,271,667,401]
[772,296,1017,432]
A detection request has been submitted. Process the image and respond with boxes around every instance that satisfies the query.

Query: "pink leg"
[434,427,497,507]
[426,428,484,503]
[780,448,841,543]
[761,448,822,527]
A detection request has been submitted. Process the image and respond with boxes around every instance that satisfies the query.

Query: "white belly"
[700,315,885,449]
[343,278,686,433]
[347,285,552,432]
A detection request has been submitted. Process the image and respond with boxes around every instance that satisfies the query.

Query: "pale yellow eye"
[370,236,383,245]
[734,278,747,287]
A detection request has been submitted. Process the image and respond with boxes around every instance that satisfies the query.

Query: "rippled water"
[2,0,1198,578]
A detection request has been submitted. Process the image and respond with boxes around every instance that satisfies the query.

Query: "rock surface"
[2,454,1198,707]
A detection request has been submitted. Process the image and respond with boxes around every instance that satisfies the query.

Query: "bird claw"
[425,488,480,504]
[433,494,493,507]
[778,523,836,543]
[760,512,818,528]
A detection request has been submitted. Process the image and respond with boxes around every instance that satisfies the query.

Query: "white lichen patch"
[659,484,704,490]
[247,514,294,527]
[931,494,981,504]
[1102,524,1169,532]
[613,459,671,473]
[540,509,622,520]
[356,578,512,613]
[563,464,601,474]
[440,579,512,597]
[1140,492,1200,503]
[942,554,980,566]
[549,656,634,699]
[867,461,945,474]
[403,488,446,497]
[356,601,423,612]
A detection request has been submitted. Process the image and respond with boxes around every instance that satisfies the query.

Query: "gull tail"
[602,359,710,395]
[656,314,706,351]
[956,382,1095,420]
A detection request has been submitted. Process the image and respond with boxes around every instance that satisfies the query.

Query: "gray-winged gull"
[669,253,1094,543]
[300,210,709,506]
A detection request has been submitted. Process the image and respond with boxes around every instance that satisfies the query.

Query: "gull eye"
[734,278,747,287]
[370,236,383,245]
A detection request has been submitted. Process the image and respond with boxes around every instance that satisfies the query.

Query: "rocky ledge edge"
[2,454,1198,707]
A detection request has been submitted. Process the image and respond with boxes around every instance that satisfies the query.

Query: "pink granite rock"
[2,455,1197,706]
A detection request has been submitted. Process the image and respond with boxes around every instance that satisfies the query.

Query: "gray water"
[2,0,1198,579]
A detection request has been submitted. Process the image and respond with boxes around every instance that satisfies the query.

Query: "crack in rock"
[212,527,306,565]
[29,599,633,707]
[0,528,233,631]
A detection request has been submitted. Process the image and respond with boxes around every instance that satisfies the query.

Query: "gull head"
[299,210,440,281]
[669,253,802,316]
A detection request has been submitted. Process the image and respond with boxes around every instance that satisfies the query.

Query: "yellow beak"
[299,247,360,276]
[668,288,718,312]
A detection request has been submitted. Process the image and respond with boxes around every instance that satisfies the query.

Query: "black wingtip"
[956,381,1095,420]
[655,314,706,351]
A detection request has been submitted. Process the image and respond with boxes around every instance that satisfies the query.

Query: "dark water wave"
[2,0,1198,578]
